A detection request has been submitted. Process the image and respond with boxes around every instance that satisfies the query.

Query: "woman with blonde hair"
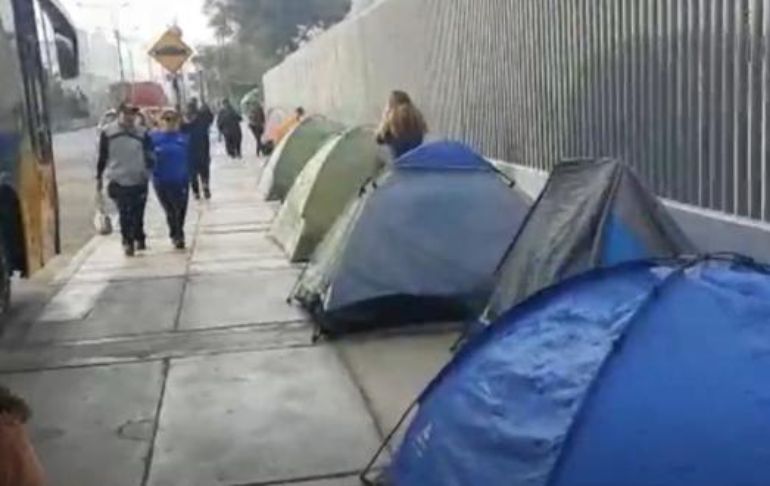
[375,90,428,158]
[151,108,190,249]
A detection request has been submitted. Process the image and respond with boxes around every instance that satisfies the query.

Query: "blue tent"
[292,141,530,335]
[388,257,770,486]
[483,158,694,323]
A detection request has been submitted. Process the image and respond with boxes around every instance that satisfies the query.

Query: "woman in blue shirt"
[151,109,190,249]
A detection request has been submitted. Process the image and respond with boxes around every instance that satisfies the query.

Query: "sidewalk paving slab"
[189,255,295,276]
[192,231,284,264]
[0,322,313,373]
[1,361,164,486]
[199,204,276,228]
[27,277,185,343]
[179,269,306,330]
[336,332,457,434]
[147,346,381,486]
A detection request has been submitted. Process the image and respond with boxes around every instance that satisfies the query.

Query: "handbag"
[93,190,113,236]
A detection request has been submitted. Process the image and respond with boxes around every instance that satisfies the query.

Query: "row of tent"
[259,115,692,336]
[258,114,770,485]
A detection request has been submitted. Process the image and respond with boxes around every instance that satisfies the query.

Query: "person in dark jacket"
[97,103,153,256]
[151,109,190,249]
[217,99,243,158]
[184,99,213,199]
[247,102,266,156]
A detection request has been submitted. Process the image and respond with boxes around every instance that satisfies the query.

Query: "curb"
[51,235,103,286]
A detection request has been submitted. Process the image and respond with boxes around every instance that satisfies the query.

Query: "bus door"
[6,0,78,273]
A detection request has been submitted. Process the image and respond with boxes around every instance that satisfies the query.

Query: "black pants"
[249,124,264,156]
[189,157,210,196]
[224,130,242,158]
[154,181,189,242]
[108,182,148,245]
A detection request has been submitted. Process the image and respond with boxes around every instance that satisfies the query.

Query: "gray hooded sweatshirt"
[97,121,153,186]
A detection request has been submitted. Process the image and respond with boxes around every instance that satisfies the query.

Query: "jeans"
[249,124,264,155]
[189,157,210,196]
[154,181,189,241]
[107,182,148,245]
[224,130,242,158]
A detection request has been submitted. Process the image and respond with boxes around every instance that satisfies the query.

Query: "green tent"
[269,127,385,262]
[258,116,344,201]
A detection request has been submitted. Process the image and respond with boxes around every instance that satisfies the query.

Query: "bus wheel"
[0,236,9,315]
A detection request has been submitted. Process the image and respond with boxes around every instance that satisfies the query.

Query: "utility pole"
[199,70,207,104]
[114,29,126,82]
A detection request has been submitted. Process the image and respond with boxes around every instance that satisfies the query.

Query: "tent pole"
[359,398,419,485]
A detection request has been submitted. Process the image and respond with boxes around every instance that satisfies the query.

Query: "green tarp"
[258,116,344,201]
[270,127,385,262]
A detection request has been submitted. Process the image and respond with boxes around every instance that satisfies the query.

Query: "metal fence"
[264,0,770,222]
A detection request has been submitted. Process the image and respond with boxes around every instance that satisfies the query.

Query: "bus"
[0,0,79,313]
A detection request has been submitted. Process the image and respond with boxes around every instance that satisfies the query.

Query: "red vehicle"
[109,81,169,108]
[108,81,169,127]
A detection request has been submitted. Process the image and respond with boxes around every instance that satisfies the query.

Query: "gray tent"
[270,126,385,262]
[292,141,531,335]
[258,116,344,201]
[483,158,695,322]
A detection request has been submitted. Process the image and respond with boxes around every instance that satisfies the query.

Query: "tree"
[204,0,350,55]
[200,0,350,102]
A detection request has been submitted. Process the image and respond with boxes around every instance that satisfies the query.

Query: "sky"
[61,0,215,80]
[61,0,215,45]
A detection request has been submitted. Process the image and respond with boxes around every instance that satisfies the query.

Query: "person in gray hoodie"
[97,103,154,256]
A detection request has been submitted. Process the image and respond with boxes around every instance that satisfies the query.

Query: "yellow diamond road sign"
[149,28,193,73]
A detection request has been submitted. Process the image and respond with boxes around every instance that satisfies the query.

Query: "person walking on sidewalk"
[97,103,153,257]
[151,109,190,250]
[217,99,243,159]
[264,107,305,156]
[247,102,266,157]
[184,99,213,200]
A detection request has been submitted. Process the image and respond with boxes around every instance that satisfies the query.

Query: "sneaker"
[193,192,201,201]
[136,240,147,251]
[174,239,186,250]
[123,242,135,257]
[203,187,211,200]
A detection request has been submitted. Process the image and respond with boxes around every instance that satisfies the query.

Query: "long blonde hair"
[382,90,427,141]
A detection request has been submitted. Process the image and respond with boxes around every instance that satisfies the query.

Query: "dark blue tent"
[388,257,770,486]
[292,141,530,335]
[483,158,694,323]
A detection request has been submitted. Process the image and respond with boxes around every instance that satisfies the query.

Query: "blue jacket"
[150,131,190,184]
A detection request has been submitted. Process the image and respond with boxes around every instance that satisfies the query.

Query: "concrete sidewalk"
[0,144,455,486]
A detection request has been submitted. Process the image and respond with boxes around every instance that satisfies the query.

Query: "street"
[54,127,102,257]
[0,138,455,485]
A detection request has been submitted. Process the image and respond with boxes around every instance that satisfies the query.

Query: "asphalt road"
[55,126,101,256]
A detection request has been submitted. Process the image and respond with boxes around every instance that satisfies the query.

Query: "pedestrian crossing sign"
[149,28,193,73]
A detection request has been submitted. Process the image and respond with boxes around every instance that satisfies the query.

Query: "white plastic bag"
[93,190,113,236]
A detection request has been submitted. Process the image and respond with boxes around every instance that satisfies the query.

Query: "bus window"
[0,3,22,135]
[38,0,78,79]
[9,0,51,162]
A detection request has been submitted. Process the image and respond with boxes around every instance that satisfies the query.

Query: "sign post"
[148,27,193,110]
